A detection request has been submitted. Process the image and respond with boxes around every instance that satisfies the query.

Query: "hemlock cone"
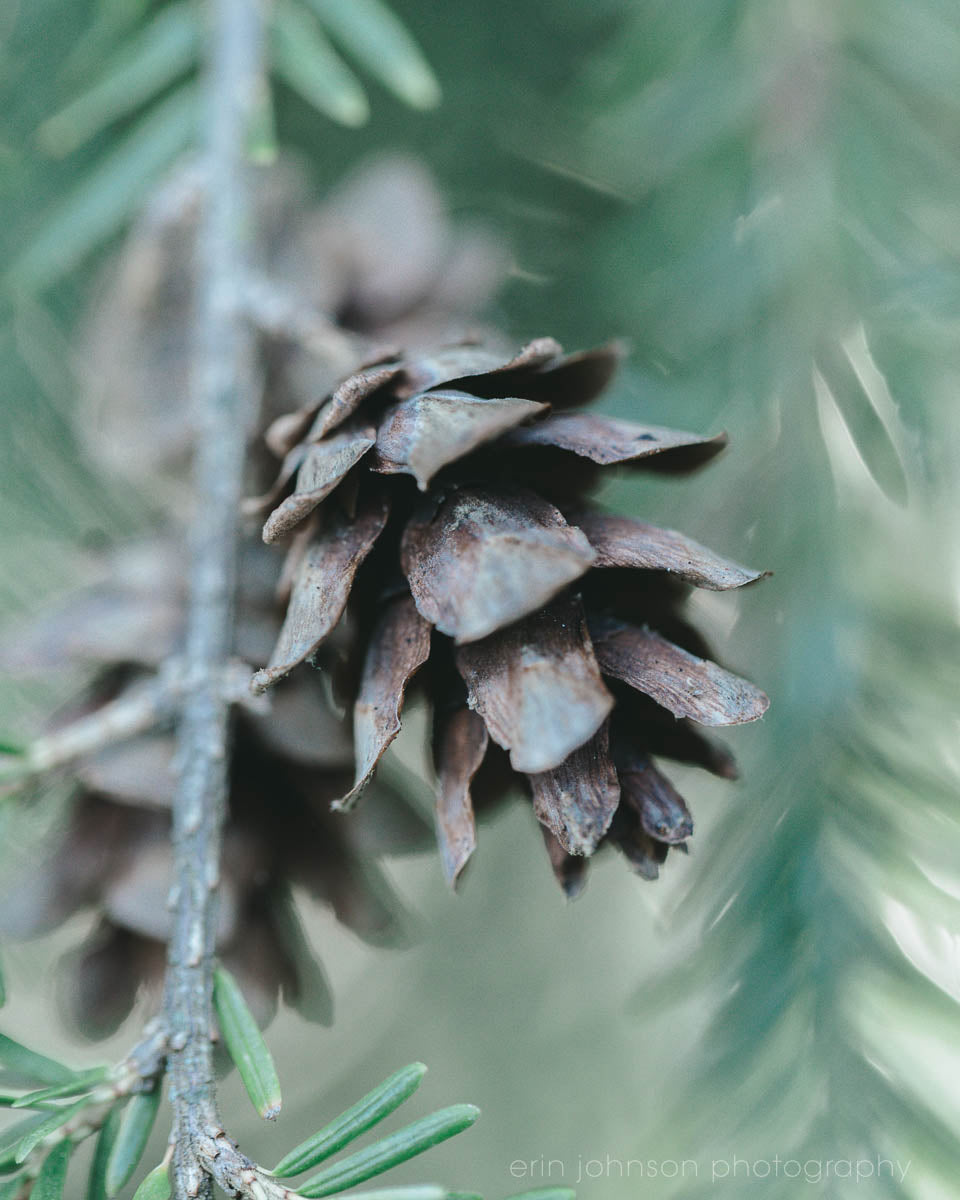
[251,338,770,892]
[0,539,427,1037]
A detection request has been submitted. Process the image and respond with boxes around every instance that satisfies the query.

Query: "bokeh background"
[2,0,960,1196]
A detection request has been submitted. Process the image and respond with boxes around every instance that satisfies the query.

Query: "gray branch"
[0,660,261,789]
[164,0,265,1195]
[240,271,361,369]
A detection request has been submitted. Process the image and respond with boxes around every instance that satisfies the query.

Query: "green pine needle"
[38,2,199,157]
[505,1191,577,1200]
[298,1105,481,1198]
[306,0,441,109]
[131,1163,171,1200]
[0,1034,78,1087]
[272,1063,427,1177]
[30,1141,73,1200]
[15,1097,88,1164]
[271,0,369,127]
[104,1084,163,1198]
[7,84,198,292]
[12,1067,108,1108]
[0,1114,49,1174]
[334,1191,479,1200]
[86,1104,123,1200]
[213,966,282,1121]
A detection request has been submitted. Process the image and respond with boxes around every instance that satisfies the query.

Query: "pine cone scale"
[591,621,769,727]
[617,757,694,844]
[569,509,767,589]
[306,363,405,444]
[79,735,176,808]
[337,594,432,811]
[433,707,486,886]
[371,389,549,491]
[394,337,562,400]
[500,412,729,468]
[528,721,620,856]
[611,692,740,781]
[400,487,597,644]
[454,595,615,775]
[541,827,589,898]
[261,426,376,544]
[610,808,670,880]
[252,493,389,693]
[242,442,310,517]
[514,344,623,409]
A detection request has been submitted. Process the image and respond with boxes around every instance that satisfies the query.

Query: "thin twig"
[0,661,262,789]
[0,671,181,788]
[241,271,361,368]
[163,0,265,1195]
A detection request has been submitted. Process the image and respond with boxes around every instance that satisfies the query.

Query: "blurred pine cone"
[0,538,427,1038]
[78,153,505,499]
[250,339,770,893]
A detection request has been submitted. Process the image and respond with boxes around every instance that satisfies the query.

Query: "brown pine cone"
[250,338,770,893]
[0,537,428,1038]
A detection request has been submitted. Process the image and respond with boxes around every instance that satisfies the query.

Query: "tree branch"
[240,271,361,369]
[0,661,261,789]
[164,0,265,1195]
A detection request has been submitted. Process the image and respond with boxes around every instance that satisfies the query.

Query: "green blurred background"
[2,0,960,1196]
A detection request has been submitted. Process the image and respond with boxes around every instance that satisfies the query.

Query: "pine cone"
[0,538,427,1037]
[79,153,504,495]
[250,339,770,892]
